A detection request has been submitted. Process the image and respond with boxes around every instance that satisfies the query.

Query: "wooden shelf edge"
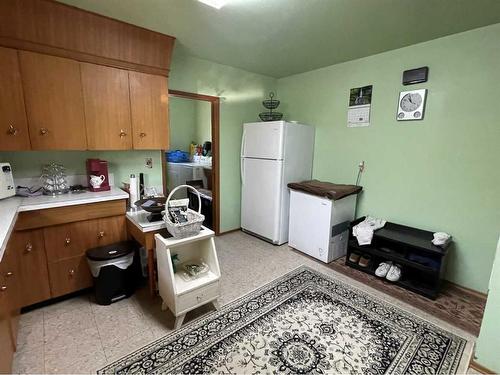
[469,359,496,374]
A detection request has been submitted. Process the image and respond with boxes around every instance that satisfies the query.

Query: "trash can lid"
[86,241,135,261]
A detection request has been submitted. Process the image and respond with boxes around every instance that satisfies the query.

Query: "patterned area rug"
[99,267,470,374]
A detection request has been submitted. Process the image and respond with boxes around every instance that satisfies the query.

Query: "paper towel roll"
[129,174,138,208]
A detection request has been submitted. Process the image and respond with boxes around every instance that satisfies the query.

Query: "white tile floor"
[12,231,477,374]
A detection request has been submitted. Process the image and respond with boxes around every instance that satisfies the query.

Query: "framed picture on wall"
[348,85,372,127]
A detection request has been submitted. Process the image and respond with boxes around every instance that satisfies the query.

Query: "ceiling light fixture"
[197,0,228,10]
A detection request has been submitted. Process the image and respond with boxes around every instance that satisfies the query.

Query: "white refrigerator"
[241,121,315,245]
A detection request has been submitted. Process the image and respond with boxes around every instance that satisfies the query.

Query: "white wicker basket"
[164,185,205,239]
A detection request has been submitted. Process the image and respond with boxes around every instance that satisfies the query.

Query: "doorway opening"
[163,90,220,235]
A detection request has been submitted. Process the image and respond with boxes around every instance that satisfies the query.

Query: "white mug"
[90,174,106,188]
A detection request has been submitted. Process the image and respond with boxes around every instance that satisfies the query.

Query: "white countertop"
[168,162,212,169]
[0,187,128,262]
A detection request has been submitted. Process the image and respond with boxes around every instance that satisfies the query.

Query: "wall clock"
[397,89,427,121]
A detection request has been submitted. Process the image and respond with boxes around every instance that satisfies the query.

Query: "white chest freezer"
[288,190,357,263]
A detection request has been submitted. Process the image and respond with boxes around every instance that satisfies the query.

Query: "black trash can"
[86,241,137,305]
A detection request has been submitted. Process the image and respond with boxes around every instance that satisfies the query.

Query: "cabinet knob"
[25,242,33,252]
[139,132,146,138]
[119,129,127,137]
[40,128,49,136]
[196,296,202,302]
[65,237,71,245]
[69,269,75,277]
[5,271,13,277]
[97,231,105,238]
[7,124,18,135]
[0,286,6,292]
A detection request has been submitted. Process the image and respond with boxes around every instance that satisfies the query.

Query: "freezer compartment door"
[241,121,285,160]
[241,158,283,242]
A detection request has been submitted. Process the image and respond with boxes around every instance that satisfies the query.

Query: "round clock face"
[400,93,422,112]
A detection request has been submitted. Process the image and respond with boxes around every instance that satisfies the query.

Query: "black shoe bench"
[345,217,450,299]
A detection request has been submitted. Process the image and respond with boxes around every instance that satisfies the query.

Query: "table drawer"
[48,255,93,298]
[44,221,90,261]
[176,281,219,315]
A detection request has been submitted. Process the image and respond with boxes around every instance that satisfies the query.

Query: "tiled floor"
[12,231,477,374]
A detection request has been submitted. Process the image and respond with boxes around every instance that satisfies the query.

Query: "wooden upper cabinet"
[19,51,87,150]
[0,0,175,76]
[129,72,169,150]
[81,63,132,150]
[0,47,30,151]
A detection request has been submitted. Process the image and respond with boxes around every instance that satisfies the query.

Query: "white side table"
[155,226,220,329]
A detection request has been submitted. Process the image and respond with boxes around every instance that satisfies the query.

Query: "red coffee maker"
[86,159,110,192]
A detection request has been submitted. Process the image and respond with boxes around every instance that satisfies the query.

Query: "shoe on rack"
[375,261,393,278]
[348,253,361,263]
[358,255,371,268]
[386,264,402,282]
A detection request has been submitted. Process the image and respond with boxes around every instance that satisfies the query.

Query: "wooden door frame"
[165,89,221,235]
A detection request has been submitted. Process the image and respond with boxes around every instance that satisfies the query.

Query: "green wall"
[476,236,500,372]
[169,96,197,151]
[168,50,276,232]
[169,96,212,152]
[277,23,500,293]
[195,100,212,146]
[0,150,163,190]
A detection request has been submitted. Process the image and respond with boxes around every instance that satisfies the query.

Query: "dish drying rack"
[40,163,69,195]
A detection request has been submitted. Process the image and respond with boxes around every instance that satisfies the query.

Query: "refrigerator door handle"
[241,128,246,157]
[241,158,245,184]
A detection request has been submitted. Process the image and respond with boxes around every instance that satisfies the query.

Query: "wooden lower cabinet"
[43,214,126,298]
[7,230,51,307]
[0,289,14,374]
[0,239,22,373]
[44,221,90,260]
[88,216,127,248]
[48,256,93,298]
[0,247,20,347]
[3,201,127,320]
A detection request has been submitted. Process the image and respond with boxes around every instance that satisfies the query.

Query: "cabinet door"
[7,230,51,307]
[81,63,132,150]
[48,256,93,298]
[88,216,127,249]
[0,246,20,347]
[19,51,87,150]
[44,221,90,261]
[0,47,30,151]
[129,71,169,150]
[0,288,14,374]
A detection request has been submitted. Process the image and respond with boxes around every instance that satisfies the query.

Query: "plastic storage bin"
[166,150,190,163]
[86,241,137,305]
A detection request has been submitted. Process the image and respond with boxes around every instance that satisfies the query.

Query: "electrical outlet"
[145,158,153,169]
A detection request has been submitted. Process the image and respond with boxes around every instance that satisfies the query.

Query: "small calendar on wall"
[347,85,372,127]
